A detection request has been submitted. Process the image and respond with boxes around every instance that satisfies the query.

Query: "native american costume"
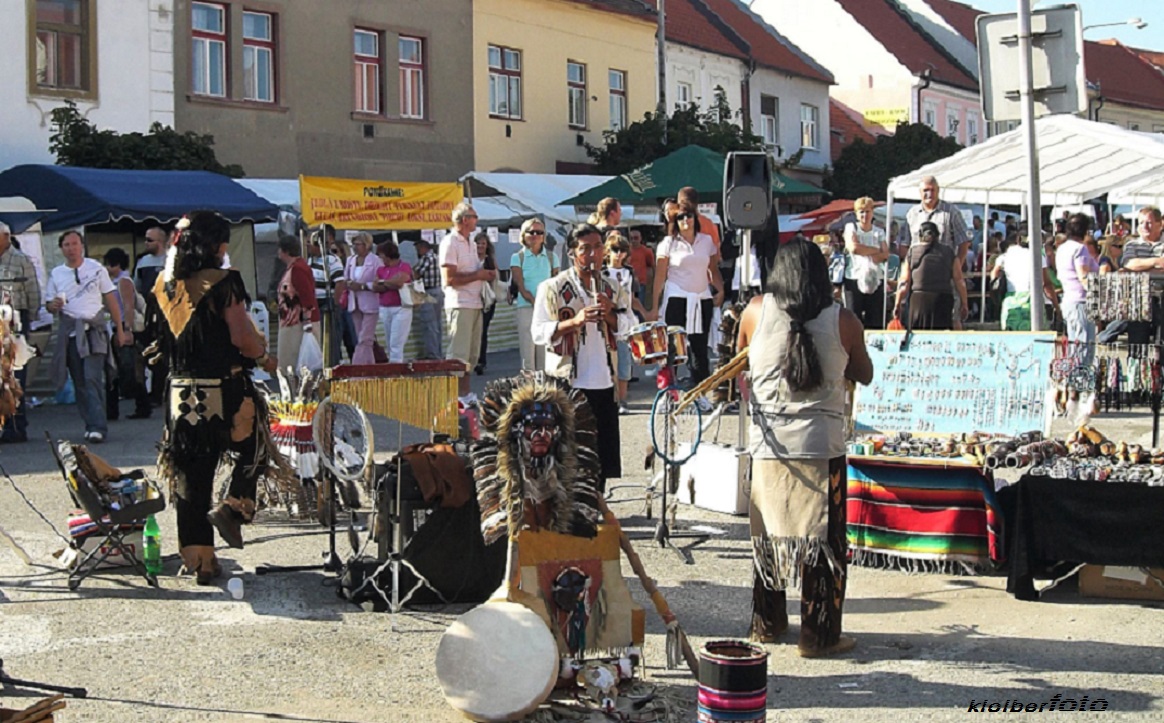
[152,268,292,576]
[531,268,634,486]
[746,296,849,653]
[472,372,602,545]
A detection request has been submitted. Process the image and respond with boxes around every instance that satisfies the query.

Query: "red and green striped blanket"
[846,458,1001,574]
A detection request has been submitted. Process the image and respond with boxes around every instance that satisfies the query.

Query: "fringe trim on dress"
[752,534,841,592]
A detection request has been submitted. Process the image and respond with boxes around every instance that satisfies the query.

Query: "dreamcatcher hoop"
[650,387,702,466]
[312,397,374,483]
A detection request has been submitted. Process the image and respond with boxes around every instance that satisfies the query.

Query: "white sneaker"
[618,402,630,416]
[85,431,105,443]
[695,396,714,414]
[644,367,658,377]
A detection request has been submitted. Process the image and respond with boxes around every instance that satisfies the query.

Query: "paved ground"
[1,349,1162,722]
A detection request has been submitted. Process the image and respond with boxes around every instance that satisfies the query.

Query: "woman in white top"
[842,197,889,329]
[649,199,724,385]
[991,232,1058,331]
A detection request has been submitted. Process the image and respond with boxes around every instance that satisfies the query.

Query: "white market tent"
[1110,169,1164,209]
[887,115,1164,207]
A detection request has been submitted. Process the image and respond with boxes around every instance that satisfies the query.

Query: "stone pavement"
[0,350,1162,722]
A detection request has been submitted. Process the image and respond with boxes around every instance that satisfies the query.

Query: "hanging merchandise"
[1086,273,1151,323]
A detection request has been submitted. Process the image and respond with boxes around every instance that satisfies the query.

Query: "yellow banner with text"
[299,175,462,230]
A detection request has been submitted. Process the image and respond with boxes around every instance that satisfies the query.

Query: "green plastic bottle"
[143,514,162,576]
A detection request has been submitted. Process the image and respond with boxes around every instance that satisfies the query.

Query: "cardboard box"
[73,531,144,570]
[677,442,751,515]
[1078,565,1164,602]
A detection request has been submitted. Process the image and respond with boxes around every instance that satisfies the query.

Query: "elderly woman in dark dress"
[892,221,968,330]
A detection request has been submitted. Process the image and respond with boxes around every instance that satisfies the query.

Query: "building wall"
[917,85,984,147]
[474,0,657,173]
[1094,102,1164,134]
[665,43,745,116]
[2,0,173,172]
[748,68,832,178]
[173,0,474,181]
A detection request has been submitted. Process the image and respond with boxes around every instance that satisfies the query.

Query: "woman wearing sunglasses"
[650,199,724,391]
[510,218,558,371]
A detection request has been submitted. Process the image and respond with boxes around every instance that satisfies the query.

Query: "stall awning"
[886,115,1164,206]
[0,165,278,232]
[1110,169,1164,208]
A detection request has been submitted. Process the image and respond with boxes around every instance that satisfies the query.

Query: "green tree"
[586,87,762,174]
[48,100,244,177]
[824,122,962,201]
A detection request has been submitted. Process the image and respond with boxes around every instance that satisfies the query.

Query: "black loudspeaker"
[723,151,773,230]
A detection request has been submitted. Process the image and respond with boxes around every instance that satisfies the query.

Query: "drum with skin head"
[627,321,668,365]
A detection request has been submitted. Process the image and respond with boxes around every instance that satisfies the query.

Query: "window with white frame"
[192,2,227,97]
[676,81,692,110]
[242,11,274,103]
[760,95,779,148]
[33,0,94,93]
[567,61,587,129]
[946,109,960,138]
[609,69,627,131]
[800,103,819,149]
[967,115,979,145]
[353,28,382,114]
[923,102,937,129]
[399,35,425,119]
[488,45,522,119]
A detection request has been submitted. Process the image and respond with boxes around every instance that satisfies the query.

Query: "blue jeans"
[65,337,107,434]
[416,288,444,360]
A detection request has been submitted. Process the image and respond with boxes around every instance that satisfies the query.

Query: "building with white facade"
[3,1,174,172]
[751,0,983,148]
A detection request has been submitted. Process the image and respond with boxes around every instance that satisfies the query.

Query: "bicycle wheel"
[650,386,702,466]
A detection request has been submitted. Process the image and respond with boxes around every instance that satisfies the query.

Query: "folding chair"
[47,437,165,590]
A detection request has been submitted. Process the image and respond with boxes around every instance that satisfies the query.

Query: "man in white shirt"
[45,230,131,442]
[533,223,635,491]
[440,202,494,400]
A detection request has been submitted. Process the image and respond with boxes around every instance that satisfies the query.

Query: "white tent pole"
[982,201,991,324]
[1018,0,1045,332]
[885,189,895,326]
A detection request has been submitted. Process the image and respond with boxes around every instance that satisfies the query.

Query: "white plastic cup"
[227,576,244,600]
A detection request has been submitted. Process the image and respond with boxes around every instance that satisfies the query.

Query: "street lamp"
[1084,17,1148,32]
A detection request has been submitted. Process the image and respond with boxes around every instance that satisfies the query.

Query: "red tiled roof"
[829,99,882,161]
[1089,40,1164,111]
[1133,47,1164,71]
[923,0,983,44]
[645,0,749,61]
[833,0,977,91]
[700,0,833,84]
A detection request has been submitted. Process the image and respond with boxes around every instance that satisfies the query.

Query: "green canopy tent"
[558,144,826,208]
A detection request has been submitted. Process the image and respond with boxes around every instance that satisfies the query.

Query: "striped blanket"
[846,458,1001,574]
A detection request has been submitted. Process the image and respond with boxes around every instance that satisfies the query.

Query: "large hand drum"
[627,321,668,365]
[436,602,558,721]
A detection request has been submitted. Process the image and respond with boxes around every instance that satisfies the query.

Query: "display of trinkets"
[1086,272,1152,323]
[1026,426,1164,486]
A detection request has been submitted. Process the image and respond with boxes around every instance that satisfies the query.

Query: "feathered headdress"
[472,372,601,545]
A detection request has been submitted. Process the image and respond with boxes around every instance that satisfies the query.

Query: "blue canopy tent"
[0,165,278,297]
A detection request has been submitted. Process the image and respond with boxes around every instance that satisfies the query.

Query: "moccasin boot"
[208,503,244,549]
[179,545,223,586]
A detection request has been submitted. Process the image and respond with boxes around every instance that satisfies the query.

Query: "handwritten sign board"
[299,175,462,230]
[853,331,1055,437]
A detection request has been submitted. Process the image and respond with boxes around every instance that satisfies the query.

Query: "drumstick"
[598,499,699,678]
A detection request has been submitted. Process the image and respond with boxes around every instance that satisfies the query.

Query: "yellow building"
[474,0,658,173]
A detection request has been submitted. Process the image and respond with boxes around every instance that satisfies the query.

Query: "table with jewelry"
[998,468,1164,601]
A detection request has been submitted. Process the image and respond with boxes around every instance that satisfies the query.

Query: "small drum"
[435,601,558,722]
[697,640,768,723]
[627,321,668,365]
[666,326,689,364]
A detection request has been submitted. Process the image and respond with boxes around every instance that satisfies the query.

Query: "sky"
[969,0,1164,49]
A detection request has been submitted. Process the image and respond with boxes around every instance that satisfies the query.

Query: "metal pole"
[657,0,667,145]
[982,202,991,323]
[737,229,751,446]
[1018,0,1045,331]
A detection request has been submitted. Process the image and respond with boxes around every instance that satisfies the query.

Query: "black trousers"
[664,297,714,384]
[476,303,496,371]
[580,386,621,492]
[175,427,260,548]
[842,279,885,330]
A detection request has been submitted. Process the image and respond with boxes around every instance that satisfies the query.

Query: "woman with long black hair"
[153,211,289,585]
[737,238,873,657]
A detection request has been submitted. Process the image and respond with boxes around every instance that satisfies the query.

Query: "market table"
[997,474,1164,601]
[846,455,1001,574]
